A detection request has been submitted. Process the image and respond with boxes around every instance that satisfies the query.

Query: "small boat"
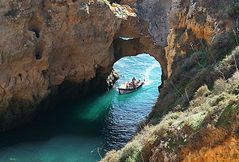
[118,80,144,95]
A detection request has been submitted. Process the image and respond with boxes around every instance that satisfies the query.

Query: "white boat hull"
[118,82,144,95]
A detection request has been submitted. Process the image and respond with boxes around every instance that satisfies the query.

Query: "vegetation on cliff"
[102,49,239,161]
[0,0,238,161]
[102,1,239,160]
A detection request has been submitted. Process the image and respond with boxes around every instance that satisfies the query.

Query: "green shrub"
[226,1,239,18]
[216,104,238,128]
[119,141,142,162]
[181,50,207,71]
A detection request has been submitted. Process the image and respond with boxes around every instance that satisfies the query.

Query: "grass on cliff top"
[101,70,239,162]
[102,35,239,161]
[150,35,239,123]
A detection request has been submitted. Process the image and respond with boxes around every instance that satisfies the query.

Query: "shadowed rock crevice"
[28,13,43,39]
[29,27,40,38]
[4,9,19,18]
[113,37,144,60]
[34,48,42,60]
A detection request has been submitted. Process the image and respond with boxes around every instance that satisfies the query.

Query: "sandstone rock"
[0,0,235,137]
[0,0,172,130]
[0,0,123,130]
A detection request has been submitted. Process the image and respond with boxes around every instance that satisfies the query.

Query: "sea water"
[0,54,162,162]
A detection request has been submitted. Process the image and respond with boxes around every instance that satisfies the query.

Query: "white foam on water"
[144,62,160,85]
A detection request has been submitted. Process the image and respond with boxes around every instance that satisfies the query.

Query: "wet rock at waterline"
[107,69,119,89]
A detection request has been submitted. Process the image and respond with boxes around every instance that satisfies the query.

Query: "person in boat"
[126,82,130,88]
[129,82,133,88]
[137,80,141,85]
[132,77,137,88]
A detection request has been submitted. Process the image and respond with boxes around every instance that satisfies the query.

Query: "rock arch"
[109,0,172,80]
[0,0,171,131]
[112,37,168,80]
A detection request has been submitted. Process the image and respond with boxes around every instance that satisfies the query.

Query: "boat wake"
[144,62,160,86]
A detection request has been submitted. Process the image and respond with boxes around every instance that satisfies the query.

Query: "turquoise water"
[0,54,162,162]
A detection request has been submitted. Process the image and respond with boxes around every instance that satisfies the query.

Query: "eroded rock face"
[136,0,171,47]
[0,0,123,130]
[165,0,234,75]
[0,0,172,131]
[151,0,236,118]
[0,1,236,152]
[0,0,239,161]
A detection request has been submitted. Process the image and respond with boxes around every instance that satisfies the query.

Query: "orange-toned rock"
[182,137,239,162]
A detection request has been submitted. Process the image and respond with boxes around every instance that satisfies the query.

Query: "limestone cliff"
[102,0,239,161]
[0,0,123,130]
[0,0,169,131]
[0,0,238,161]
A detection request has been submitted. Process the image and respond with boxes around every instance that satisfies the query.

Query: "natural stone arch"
[0,0,171,131]
[109,0,172,80]
[112,37,168,80]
